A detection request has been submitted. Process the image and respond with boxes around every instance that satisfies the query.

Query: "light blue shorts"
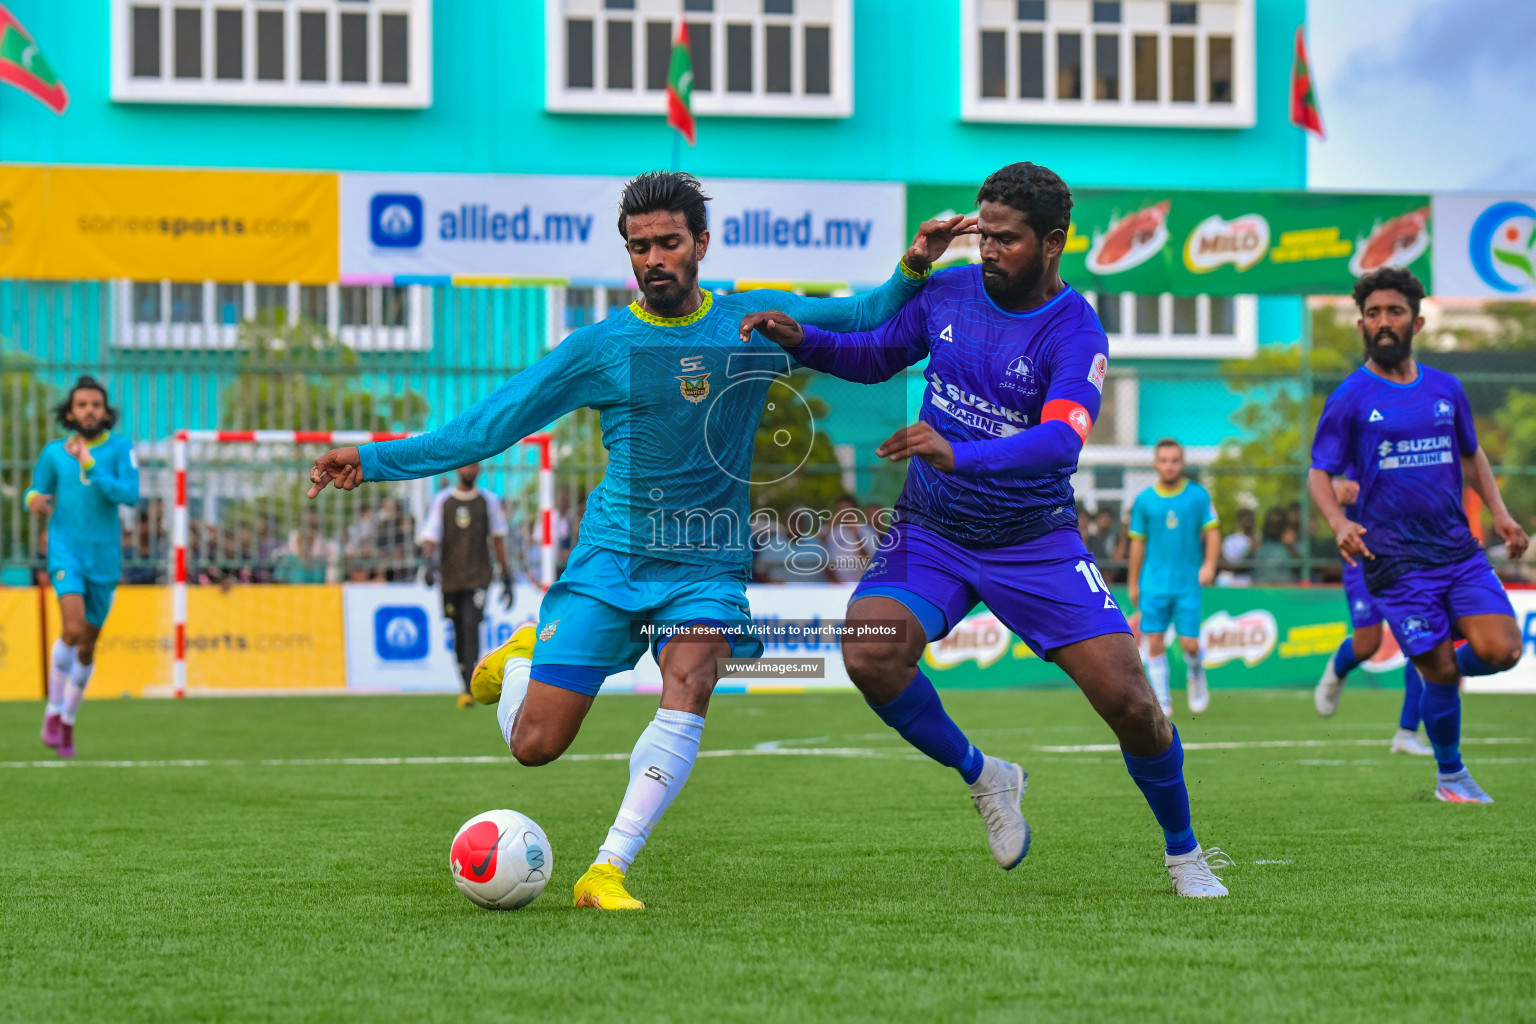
[51,564,117,628]
[530,544,764,696]
[1140,589,1203,637]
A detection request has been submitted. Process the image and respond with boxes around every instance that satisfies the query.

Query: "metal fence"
[4,278,1535,588]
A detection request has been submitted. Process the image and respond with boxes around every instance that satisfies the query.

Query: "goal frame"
[169,429,556,698]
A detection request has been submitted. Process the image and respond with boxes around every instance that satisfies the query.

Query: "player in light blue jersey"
[26,377,140,759]
[1127,439,1220,718]
[305,171,971,908]
[740,163,1230,898]
[1310,267,1528,804]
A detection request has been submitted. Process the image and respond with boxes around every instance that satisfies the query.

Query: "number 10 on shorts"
[1074,560,1118,609]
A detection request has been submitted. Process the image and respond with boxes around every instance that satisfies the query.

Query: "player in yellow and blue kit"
[26,377,140,759]
[305,171,973,909]
[1127,439,1220,717]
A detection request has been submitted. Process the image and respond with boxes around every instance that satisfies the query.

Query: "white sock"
[1187,644,1206,683]
[1146,653,1171,707]
[596,708,705,872]
[62,659,94,725]
[496,654,533,749]
[47,640,77,715]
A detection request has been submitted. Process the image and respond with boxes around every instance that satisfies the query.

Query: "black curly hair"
[617,171,712,241]
[54,375,118,433]
[1353,266,1425,317]
[975,162,1074,237]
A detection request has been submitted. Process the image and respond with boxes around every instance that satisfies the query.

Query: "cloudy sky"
[1308,0,1536,192]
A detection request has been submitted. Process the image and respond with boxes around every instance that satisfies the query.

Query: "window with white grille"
[112,0,431,107]
[547,0,851,118]
[115,280,432,351]
[1089,291,1256,357]
[962,0,1253,127]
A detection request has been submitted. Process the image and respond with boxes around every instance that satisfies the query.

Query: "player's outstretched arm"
[1464,446,1530,560]
[23,448,57,517]
[307,446,364,497]
[1307,467,1371,565]
[742,296,930,385]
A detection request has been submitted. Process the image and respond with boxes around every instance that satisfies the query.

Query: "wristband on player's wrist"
[898,256,932,280]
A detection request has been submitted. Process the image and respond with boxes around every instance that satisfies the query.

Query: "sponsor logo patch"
[1087,352,1108,392]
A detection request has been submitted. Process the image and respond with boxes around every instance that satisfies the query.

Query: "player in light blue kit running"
[1127,439,1220,718]
[26,376,140,759]
[1310,267,1528,804]
[741,163,1230,897]
[305,171,972,909]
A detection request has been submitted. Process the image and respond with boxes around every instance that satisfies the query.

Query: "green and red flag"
[0,4,67,114]
[667,20,696,146]
[1289,25,1322,139]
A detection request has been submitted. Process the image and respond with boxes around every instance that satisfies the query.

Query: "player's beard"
[1364,324,1413,370]
[980,253,1045,307]
[71,414,106,440]
[640,256,700,317]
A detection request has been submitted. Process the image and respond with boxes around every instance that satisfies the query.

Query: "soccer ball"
[449,809,551,910]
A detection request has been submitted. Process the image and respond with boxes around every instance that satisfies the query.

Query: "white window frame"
[961,0,1254,127]
[111,0,432,107]
[546,0,852,118]
[548,284,643,348]
[1087,291,1256,358]
[114,280,432,351]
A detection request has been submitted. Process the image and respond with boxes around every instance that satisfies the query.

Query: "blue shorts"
[1139,589,1204,637]
[50,563,117,628]
[851,522,1130,660]
[1372,551,1514,657]
[530,544,764,697]
[1341,561,1383,629]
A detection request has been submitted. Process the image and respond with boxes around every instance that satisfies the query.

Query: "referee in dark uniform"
[418,463,514,707]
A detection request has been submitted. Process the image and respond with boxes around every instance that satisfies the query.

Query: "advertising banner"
[0,166,45,280]
[1431,193,1536,299]
[907,185,1433,296]
[0,587,44,700]
[340,173,907,288]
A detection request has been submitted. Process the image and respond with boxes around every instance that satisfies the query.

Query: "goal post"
[169,429,556,698]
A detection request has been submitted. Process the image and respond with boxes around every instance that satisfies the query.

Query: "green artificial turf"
[1,689,1533,1023]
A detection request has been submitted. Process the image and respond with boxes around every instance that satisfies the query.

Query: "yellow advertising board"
[0,587,46,701]
[0,165,337,283]
[41,584,345,698]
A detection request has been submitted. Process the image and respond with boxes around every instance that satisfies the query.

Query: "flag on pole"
[1289,25,1322,139]
[0,4,67,114]
[667,20,696,146]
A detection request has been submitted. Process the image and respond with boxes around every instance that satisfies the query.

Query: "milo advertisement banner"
[907,185,1433,296]
[923,587,1385,690]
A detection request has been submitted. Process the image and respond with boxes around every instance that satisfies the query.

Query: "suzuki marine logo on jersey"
[1087,352,1108,393]
[1378,440,1394,457]
[926,373,1025,437]
[1003,355,1040,396]
[676,355,711,404]
[1200,609,1279,668]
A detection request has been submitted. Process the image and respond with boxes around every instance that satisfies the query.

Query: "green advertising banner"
[924,587,1396,691]
[906,185,1433,296]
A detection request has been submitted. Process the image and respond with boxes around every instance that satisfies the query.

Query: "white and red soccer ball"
[449,809,551,910]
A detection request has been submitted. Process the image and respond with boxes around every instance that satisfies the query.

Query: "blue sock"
[1122,726,1197,856]
[869,671,984,784]
[1419,680,1463,773]
[1455,644,1502,678]
[1331,637,1362,678]
[1399,661,1424,732]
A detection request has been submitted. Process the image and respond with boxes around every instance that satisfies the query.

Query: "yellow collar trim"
[1153,479,1187,498]
[80,430,112,449]
[629,290,713,327]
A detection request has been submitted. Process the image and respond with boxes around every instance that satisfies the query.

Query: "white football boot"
[1187,661,1210,715]
[1389,728,1434,756]
[1167,845,1232,898]
[969,756,1030,869]
[1314,659,1345,717]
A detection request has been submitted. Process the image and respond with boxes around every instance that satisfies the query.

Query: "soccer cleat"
[1314,660,1345,717]
[1435,769,1492,804]
[41,713,62,749]
[1389,728,1434,756]
[456,693,475,709]
[968,755,1030,869]
[57,723,75,760]
[1166,844,1232,898]
[1187,665,1210,715]
[469,623,537,706]
[573,860,645,910]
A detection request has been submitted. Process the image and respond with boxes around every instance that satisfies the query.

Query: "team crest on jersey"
[1433,399,1454,423]
[1165,511,1179,529]
[1087,352,1108,393]
[1400,614,1431,640]
[538,620,560,642]
[454,506,472,529]
[1002,355,1040,396]
[676,355,711,404]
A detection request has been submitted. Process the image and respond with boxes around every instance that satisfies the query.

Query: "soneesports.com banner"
[907,185,1433,296]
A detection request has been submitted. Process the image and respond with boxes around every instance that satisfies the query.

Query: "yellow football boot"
[469,622,537,706]
[573,860,645,910]
[456,693,475,709]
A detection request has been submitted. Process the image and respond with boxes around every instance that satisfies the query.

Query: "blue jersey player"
[306,171,972,909]
[1311,471,1433,757]
[741,163,1230,898]
[1309,267,1529,804]
[26,376,140,759]
[1127,439,1220,717]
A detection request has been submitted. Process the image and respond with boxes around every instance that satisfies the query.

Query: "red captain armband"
[1042,399,1093,442]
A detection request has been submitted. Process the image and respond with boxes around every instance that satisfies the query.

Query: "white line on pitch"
[1036,737,1533,753]
[0,747,915,770]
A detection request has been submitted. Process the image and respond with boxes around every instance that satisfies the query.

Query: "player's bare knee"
[1475,641,1522,672]
[842,640,913,688]
[510,731,564,768]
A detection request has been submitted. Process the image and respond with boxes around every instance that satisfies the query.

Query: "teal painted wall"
[2,0,1305,190]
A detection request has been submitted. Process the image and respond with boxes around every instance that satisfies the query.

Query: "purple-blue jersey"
[1311,364,1481,590]
[794,264,1108,548]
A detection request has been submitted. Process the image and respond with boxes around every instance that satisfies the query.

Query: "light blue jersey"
[26,432,140,582]
[1129,480,1218,596]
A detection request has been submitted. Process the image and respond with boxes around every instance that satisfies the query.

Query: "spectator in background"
[344,503,377,580]
[276,509,341,584]
[823,494,879,583]
[373,497,417,582]
[1251,508,1299,584]
[864,501,892,536]
[1218,507,1257,587]
[1086,508,1119,564]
